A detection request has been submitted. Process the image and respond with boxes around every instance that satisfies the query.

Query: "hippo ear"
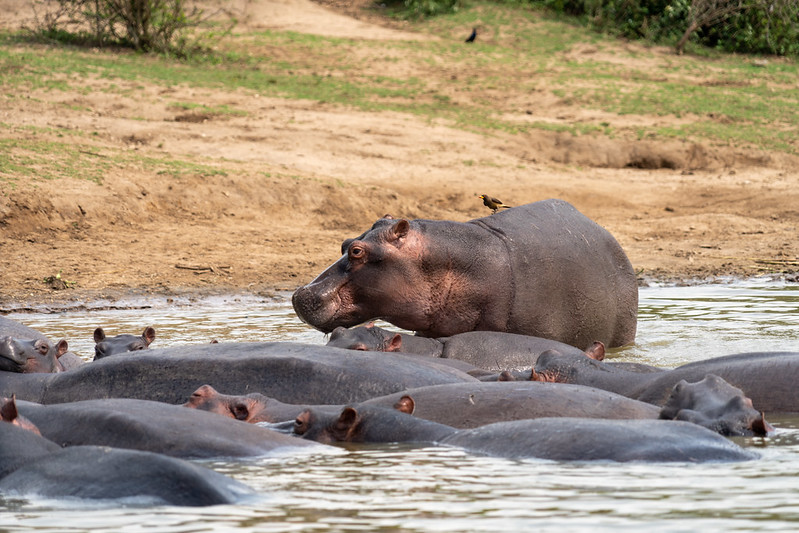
[584,341,605,361]
[0,395,18,423]
[386,334,403,352]
[394,395,415,414]
[752,412,775,436]
[334,407,362,441]
[387,220,410,243]
[142,327,156,346]
[55,340,69,358]
[341,238,355,255]
[93,328,106,343]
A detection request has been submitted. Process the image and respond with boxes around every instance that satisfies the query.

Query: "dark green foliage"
[704,1,799,55]
[525,0,799,56]
[385,0,462,18]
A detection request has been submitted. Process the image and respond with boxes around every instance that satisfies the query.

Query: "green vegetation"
[0,0,797,188]
[25,0,234,55]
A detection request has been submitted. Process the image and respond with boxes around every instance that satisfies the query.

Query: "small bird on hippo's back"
[479,194,512,214]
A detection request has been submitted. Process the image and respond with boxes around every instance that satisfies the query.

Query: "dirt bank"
[1,0,798,313]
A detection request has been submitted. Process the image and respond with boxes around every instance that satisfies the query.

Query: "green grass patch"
[1,0,798,155]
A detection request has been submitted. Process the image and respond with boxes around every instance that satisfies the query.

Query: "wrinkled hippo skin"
[327,323,608,372]
[15,397,319,458]
[0,336,68,374]
[0,341,476,405]
[94,326,156,361]
[0,422,256,506]
[533,350,799,414]
[0,316,82,371]
[294,199,638,349]
[294,405,757,463]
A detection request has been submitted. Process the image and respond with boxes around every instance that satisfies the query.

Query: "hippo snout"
[292,286,335,333]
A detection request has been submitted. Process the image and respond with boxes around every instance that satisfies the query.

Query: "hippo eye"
[353,344,368,351]
[294,418,307,435]
[36,341,49,355]
[349,246,365,259]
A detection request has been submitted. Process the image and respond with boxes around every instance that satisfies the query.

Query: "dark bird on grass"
[465,28,477,43]
[479,194,512,214]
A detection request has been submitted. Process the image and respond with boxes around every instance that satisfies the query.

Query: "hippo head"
[293,407,352,444]
[1,395,41,435]
[0,336,68,373]
[183,384,276,423]
[294,405,455,444]
[293,217,432,334]
[659,374,774,437]
[326,323,403,352]
[93,326,156,360]
[530,350,587,383]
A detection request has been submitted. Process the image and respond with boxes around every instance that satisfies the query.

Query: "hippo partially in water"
[93,326,156,360]
[0,398,257,506]
[326,323,607,372]
[293,404,758,463]
[293,199,638,349]
[532,350,799,414]
[0,341,477,405]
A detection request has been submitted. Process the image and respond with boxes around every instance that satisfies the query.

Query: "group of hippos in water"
[1,199,796,507]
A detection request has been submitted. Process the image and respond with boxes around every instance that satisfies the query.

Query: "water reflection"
[2,280,799,532]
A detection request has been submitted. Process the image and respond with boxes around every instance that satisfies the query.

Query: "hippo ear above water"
[584,341,605,361]
[93,328,106,343]
[394,395,416,415]
[334,407,363,441]
[387,334,403,352]
[142,327,156,346]
[386,220,410,243]
[55,339,69,358]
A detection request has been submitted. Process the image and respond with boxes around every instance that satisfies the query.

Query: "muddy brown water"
[2,278,799,532]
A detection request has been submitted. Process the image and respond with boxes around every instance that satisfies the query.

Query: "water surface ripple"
[2,279,799,532]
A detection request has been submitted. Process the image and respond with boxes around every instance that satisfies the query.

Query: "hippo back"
[5,342,477,405]
[471,199,637,349]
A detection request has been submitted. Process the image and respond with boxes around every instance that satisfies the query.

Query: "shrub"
[28,0,234,55]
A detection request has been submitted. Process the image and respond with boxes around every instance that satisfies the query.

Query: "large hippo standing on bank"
[292,199,638,349]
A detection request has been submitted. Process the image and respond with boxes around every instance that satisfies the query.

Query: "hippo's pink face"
[0,336,67,374]
[292,218,435,334]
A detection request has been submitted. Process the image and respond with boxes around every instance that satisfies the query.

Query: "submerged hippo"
[0,341,477,405]
[0,420,256,506]
[183,380,658,426]
[0,336,68,374]
[533,350,799,414]
[183,384,338,424]
[326,323,607,372]
[15,397,320,459]
[0,316,82,371]
[187,376,768,437]
[294,405,757,463]
[93,326,156,360]
[293,199,638,349]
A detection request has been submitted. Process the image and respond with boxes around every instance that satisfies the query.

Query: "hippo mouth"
[292,284,365,334]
